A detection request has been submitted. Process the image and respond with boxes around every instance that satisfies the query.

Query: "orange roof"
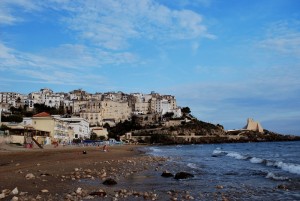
[33,112,51,117]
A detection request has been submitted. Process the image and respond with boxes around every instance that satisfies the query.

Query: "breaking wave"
[266,172,289,181]
[212,149,300,175]
[187,163,199,169]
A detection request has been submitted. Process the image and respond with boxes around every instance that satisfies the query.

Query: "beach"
[0,144,168,200]
[1,142,299,201]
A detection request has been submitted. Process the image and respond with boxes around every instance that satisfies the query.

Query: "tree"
[163,112,174,119]
[181,107,191,114]
[0,124,9,131]
[1,115,23,123]
[90,133,98,140]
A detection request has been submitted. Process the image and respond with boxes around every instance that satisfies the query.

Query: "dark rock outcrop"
[102,178,117,185]
[174,172,194,180]
[161,170,174,178]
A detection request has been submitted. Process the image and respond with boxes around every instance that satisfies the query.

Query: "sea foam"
[212,149,300,175]
[187,162,199,169]
[266,172,289,181]
[250,157,264,164]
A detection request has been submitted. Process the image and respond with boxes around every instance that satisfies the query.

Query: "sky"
[0,0,300,135]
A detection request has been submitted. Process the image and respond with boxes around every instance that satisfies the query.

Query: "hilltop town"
[0,88,299,147]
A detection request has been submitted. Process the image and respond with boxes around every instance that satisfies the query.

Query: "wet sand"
[0,144,168,200]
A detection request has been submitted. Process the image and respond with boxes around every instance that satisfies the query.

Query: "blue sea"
[128,141,300,200]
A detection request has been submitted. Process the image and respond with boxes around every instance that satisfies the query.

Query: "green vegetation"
[34,104,64,115]
[1,114,23,123]
[181,107,191,114]
[149,134,173,144]
[107,119,142,139]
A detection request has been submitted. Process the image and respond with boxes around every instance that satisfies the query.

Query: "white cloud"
[258,20,300,56]
[0,0,41,25]
[0,42,136,86]
[50,0,213,50]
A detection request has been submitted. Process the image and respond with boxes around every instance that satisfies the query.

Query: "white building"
[58,117,90,140]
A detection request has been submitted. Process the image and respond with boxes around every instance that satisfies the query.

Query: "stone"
[161,170,174,178]
[103,178,117,185]
[41,189,49,193]
[277,184,288,190]
[2,189,11,195]
[19,192,28,196]
[174,172,194,180]
[0,193,5,199]
[25,173,35,179]
[84,195,94,199]
[76,187,82,195]
[11,187,18,195]
[11,196,18,201]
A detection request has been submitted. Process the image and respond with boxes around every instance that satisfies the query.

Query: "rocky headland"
[118,118,300,145]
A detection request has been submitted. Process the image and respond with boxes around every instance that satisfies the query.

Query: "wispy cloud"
[258,20,300,56]
[0,0,41,25]
[47,0,213,50]
[0,42,125,86]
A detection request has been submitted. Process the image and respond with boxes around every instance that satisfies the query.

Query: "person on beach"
[103,145,108,152]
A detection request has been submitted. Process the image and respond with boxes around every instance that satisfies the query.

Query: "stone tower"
[243,118,264,133]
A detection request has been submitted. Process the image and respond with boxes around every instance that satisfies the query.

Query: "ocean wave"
[271,161,300,175]
[250,157,264,164]
[266,172,289,181]
[187,163,199,169]
[212,149,300,175]
[212,150,227,157]
[227,152,248,160]
[147,147,163,156]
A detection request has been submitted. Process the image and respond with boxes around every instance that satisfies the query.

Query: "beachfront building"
[31,112,90,144]
[58,117,90,140]
[90,127,108,139]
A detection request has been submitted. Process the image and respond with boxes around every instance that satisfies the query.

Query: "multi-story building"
[0,92,22,107]
[1,88,183,127]
[31,112,90,144]
[101,99,132,124]
[73,100,88,114]
[58,117,90,139]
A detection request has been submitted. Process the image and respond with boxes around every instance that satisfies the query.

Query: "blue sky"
[1,0,300,135]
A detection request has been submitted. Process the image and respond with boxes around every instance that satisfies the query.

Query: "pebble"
[0,193,5,199]
[2,189,11,195]
[25,173,35,179]
[11,196,18,201]
[11,187,18,195]
[76,187,82,195]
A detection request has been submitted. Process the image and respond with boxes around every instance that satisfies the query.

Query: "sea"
[125,141,300,200]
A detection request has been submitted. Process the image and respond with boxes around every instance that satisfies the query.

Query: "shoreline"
[0,144,169,200]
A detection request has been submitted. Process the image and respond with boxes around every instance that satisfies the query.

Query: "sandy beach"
[0,144,168,200]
